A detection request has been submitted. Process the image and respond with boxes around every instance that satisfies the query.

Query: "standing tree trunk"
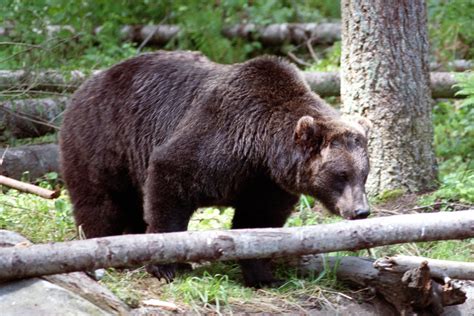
[340,0,437,195]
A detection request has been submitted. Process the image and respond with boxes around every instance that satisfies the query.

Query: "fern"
[454,73,474,108]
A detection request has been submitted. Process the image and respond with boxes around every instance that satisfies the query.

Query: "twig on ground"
[0,175,59,199]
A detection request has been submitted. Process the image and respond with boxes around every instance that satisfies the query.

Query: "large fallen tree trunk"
[303,71,467,98]
[291,254,472,314]
[1,97,67,138]
[0,210,472,282]
[222,22,341,45]
[430,59,473,72]
[0,70,466,98]
[117,22,342,46]
[116,24,181,45]
[0,144,59,180]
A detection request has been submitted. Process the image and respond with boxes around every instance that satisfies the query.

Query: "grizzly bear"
[60,50,370,287]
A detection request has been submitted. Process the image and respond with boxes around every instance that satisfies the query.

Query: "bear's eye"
[339,171,349,180]
[354,137,364,147]
[331,139,343,148]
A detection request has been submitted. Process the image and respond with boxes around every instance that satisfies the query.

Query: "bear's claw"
[146,263,192,283]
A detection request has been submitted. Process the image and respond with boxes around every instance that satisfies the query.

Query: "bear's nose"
[353,209,370,219]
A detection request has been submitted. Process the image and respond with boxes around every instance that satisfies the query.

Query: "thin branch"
[286,51,311,67]
[306,39,318,63]
[137,15,170,53]
[0,175,60,199]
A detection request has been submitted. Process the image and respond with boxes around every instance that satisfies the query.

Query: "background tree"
[340,0,437,196]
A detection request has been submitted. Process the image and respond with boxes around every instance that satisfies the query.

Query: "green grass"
[0,186,75,243]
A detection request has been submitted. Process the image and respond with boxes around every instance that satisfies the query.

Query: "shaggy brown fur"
[60,51,370,287]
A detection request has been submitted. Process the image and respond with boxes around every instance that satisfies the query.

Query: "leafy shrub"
[428,0,474,61]
[428,74,474,203]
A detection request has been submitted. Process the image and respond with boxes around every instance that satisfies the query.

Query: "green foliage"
[427,76,474,203]
[305,41,341,72]
[0,188,75,242]
[189,208,234,230]
[0,0,340,70]
[164,266,252,314]
[4,133,58,147]
[428,0,474,61]
[454,73,474,107]
[372,188,406,204]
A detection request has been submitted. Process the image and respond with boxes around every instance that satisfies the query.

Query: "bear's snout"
[352,208,370,220]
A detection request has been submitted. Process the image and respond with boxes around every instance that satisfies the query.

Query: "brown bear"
[60,50,370,287]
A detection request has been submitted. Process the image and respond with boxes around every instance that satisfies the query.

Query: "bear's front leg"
[143,156,195,282]
[232,182,298,287]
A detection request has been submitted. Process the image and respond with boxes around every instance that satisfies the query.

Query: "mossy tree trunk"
[340,0,437,196]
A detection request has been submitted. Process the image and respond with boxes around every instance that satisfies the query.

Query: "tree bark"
[0,144,59,180]
[0,70,465,98]
[341,0,437,195]
[0,210,472,282]
[292,255,469,314]
[1,97,66,139]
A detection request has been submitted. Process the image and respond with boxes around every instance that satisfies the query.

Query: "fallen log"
[303,71,340,97]
[222,22,341,45]
[0,175,59,199]
[0,144,60,180]
[374,255,474,281]
[0,70,467,98]
[115,24,180,46]
[0,210,472,282]
[113,22,342,46]
[430,59,473,72]
[292,254,471,314]
[1,97,67,138]
[303,71,467,98]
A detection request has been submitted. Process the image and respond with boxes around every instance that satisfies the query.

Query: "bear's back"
[61,51,223,180]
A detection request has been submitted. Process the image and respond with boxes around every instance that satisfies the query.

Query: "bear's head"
[294,115,371,220]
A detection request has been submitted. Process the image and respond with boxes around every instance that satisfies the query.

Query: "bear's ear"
[294,116,322,152]
[357,116,372,138]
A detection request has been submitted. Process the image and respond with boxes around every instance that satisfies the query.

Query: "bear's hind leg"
[73,198,127,238]
[70,178,144,238]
